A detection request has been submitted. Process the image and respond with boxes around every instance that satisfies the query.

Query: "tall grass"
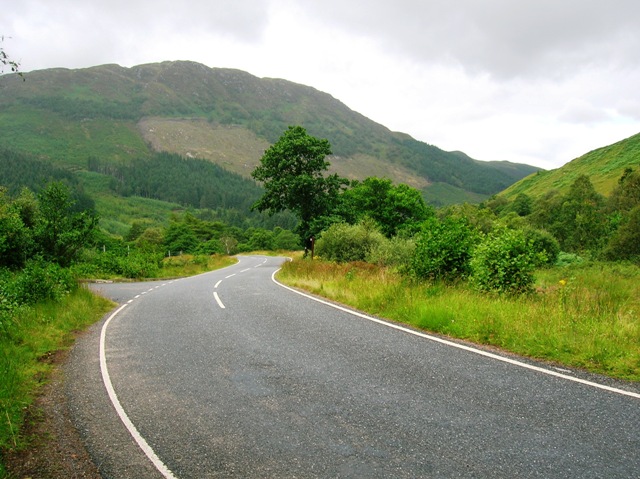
[277,259,640,381]
[0,287,114,473]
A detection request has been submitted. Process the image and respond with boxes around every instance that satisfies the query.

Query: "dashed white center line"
[213,291,225,309]
[214,280,222,289]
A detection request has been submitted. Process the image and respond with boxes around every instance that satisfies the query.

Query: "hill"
[501,132,640,199]
[0,61,540,231]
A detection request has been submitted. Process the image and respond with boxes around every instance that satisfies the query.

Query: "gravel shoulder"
[3,346,101,479]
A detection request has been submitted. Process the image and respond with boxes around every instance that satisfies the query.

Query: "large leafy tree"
[251,126,347,241]
[339,177,433,237]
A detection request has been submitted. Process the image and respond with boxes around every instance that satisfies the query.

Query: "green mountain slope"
[501,132,640,199]
[0,61,538,204]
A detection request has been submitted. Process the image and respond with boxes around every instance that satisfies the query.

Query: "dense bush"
[603,205,640,262]
[366,236,416,270]
[523,227,560,266]
[470,228,542,294]
[316,220,386,263]
[411,217,478,281]
[0,260,75,306]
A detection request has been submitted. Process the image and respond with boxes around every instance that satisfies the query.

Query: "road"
[67,255,640,478]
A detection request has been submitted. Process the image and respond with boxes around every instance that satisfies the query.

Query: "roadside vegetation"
[277,259,639,381]
[258,127,640,382]
[0,180,277,475]
[1,124,638,474]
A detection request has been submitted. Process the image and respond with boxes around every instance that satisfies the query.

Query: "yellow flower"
[559,279,567,286]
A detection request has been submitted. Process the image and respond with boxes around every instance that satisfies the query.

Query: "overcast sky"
[3,0,640,169]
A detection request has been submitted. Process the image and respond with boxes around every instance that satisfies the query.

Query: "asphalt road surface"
[68,255,640,478]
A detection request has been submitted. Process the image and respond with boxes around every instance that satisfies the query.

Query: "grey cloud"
[304,0,640,79]
[2,0,271,70]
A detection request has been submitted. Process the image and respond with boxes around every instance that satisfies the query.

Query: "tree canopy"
[251,126,347,240]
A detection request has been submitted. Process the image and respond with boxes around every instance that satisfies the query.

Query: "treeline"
[484,170,640,261]
[0,180,302,312]
[0,148,95,210]
[88,152,262,211]
[309,170,639,295]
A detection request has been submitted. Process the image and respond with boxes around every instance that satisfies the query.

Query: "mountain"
[0,61,540,227]
[501,132,640,200]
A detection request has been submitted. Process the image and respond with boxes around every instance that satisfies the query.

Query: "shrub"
[316,220,385,263]
[555,252,584,267]
[603,205,640,262]
[411,217,478,281]
[523,227,560,266]
[470,228,542,294]
[366,236,416,270]
[1,260,76,305]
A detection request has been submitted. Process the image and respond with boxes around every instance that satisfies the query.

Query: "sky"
[2,0,640,170]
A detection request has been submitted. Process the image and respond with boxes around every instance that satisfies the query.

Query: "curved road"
[67,255,640,478]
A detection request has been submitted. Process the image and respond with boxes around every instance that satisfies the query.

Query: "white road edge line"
[100,304,179,479]
[213,291,226,309]
[271,269,640,400]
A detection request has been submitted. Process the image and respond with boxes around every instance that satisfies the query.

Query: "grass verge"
[277,259,640,382]
[0,254,240,476]
[0,287,114,476]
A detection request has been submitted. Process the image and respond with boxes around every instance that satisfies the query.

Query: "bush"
[555,252,584,267]
[316,220,385,263]
[603,205,640,262]
[411,217,478,281]
[523,227,560,266]
[366,236,416,270]
[0,260,76,306]
[79,250,162,279]
[470,228,542,294]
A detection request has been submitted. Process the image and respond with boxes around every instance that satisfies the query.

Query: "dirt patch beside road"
[3,349,101,479]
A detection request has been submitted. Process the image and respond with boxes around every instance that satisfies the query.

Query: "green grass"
[277,260,640,381]
[0,255,240,475]
[502,132,640,199]
[0,287,114,474]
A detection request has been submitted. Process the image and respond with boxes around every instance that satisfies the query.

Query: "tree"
[0,187,32,268]
[34,182,98,267]
[553,175,606,252]
[251,126,347,241]
[339,177,433,237]
[603,205,640,262]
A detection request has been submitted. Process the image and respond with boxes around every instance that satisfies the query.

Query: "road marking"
[213,291,226,309]
[100,305,178,479]
[240,268,251,273]
[214,280,222,289]
[225,274,236,279]
[271,270,640,400]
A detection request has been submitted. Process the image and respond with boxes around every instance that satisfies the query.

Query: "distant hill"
[0,61,540,234]
[501,132,640,199]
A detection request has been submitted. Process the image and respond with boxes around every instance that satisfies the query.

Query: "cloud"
[304,0,640,79]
